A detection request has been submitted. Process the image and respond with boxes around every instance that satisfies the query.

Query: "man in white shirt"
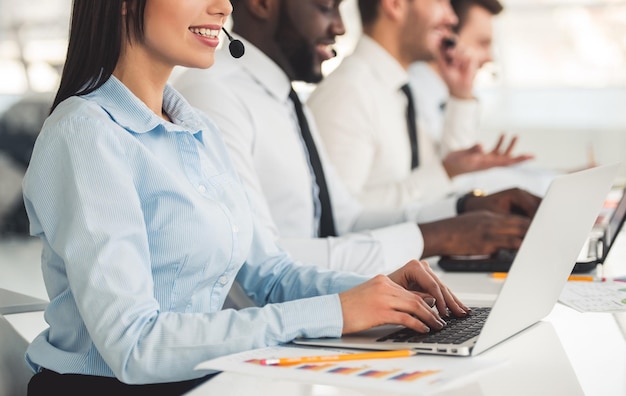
[410,0,503,155]
[308,0,532,209]
[407,0,558,197]
[174,0,538,276]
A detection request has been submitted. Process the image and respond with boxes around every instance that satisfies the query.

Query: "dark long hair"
[50,0,147,112]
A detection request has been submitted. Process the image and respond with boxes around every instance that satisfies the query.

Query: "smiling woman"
[19,0,468,394]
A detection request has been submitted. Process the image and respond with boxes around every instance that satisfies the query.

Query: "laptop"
[438,183,626,274]
[294,163,621,356]
[0,288,48,315]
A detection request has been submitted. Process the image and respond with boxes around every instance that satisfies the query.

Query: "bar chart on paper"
[246,356,438,382]
[195,346,504,394]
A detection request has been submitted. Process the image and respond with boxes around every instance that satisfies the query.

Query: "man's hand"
[338,260,469,335]
[442,134,534,178]
[463,188,541,218]
[436,38,479,100]
[420,211,531,258]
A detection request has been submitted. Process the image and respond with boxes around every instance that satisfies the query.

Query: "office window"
[484,0,626,89]
[1,0,625,163]
[0,0,71,95]
[2,0,626,95]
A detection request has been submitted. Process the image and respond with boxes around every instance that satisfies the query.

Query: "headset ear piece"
[222,27,245,58]
[229,40,245,59]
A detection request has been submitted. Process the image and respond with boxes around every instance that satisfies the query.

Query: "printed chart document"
[559,281,626,312]
[195,345,504,395]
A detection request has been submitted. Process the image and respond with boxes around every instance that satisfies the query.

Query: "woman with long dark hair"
[23,0,468,394]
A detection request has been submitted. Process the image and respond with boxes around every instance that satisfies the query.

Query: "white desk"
[2,232,626,396]
[184,304,626,396]
[186,230,626,396]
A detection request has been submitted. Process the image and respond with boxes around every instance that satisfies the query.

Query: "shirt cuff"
[280,294,344,339]
[406,163,455,203]
[404,196,458,223]
[369,222,424,268]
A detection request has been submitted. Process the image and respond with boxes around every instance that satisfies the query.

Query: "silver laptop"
[437,185,626,274]
[295,163,622,356]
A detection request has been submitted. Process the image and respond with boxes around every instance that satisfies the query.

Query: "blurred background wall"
[1,0,625,238]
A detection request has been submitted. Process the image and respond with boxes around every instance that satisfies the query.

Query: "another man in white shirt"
[174,0,538,276]
[407,0,557,197]
[409,0,557,196]
[308,0,532,209]
[410,0,503,155]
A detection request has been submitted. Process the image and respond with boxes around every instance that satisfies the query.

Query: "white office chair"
[0,314,34,396]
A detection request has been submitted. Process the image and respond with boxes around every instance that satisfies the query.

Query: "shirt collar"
[86,76,205,134]
[228,36,293,102]
[355,35,409,91]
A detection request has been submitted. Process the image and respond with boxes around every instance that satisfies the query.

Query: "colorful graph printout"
[197,346,503,395]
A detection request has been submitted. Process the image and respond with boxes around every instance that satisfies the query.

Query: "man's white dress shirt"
[308,36,472,209]
[408,62,559,197]
[408,61,480,155]
[174,38,426,275]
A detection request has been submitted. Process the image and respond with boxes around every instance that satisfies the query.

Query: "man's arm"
[174,68,423,275]
[309,65,453,209]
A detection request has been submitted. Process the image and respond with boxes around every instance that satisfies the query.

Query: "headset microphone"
[222,27,245,58]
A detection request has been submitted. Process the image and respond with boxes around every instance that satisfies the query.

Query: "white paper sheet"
[559,281,626,312]
[195,345,505,395]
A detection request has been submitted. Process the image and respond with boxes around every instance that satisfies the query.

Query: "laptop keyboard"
[376,307,491,345]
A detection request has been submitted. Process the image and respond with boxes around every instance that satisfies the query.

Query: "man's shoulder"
[326,52,374,83]
[308,56,374,109]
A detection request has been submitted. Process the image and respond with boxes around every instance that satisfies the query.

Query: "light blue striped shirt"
[22,77,367,384]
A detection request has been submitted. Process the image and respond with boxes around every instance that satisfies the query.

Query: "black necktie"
[288,88,337,237]
[400,84,419,169]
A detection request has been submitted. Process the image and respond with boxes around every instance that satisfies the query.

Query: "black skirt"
[28,368,218,396]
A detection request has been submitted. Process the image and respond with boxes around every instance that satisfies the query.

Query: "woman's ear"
[121,0,127,16]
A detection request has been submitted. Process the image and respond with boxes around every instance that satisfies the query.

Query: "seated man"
[410,0,503,155]
[308,0,536,210]
[174,0,539,278]
[408,0,557,197]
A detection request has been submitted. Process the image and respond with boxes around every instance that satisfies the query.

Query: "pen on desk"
[566,275,596,282]
[259,349,416,366]
[491,272,597,282]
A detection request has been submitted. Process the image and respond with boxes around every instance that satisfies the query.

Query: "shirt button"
[232,224,239,233]
[218,276,228,285]
[197,185,206,193]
